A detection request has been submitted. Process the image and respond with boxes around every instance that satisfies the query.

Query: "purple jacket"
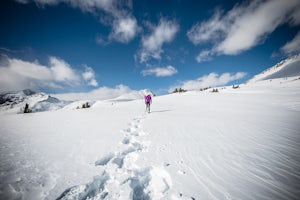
[145,95,152,103]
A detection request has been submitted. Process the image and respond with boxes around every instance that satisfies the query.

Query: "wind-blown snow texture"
[1,62,300,199]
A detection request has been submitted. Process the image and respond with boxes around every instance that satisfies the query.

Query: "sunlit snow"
[0,59,300,200]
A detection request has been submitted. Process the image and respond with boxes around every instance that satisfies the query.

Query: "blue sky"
[0,0,299,95]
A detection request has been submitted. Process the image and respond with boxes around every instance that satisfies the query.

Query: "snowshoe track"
[57,115,172,200]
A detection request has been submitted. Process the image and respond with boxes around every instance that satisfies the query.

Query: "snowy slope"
[248,54,300,83]
[0,89,70,114]
[140,78,300,200]
[0,89,36,107]
[31,96,69,112]
[1,75,299,200]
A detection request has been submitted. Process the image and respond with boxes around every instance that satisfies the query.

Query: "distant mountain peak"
[0,89,43,108]
[22,89,36,96]
[0,90,68,114]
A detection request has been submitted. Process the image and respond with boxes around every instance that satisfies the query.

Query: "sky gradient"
[0,0,299,95]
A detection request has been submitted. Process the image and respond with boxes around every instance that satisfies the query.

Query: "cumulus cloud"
[53,84,137,101]
[187,0,300,62]
[109,17,139,43]
[49,56,80,82]
[16,0,139,44]
[0,56,97,92]
[187,10,224,45]
[281,31,300,55]
[170,72,246,91]
[82,66,98,87]
[138,18,179,63]
[141,65,178,77]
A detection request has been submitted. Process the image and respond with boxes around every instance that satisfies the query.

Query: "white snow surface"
[1,76,300,200]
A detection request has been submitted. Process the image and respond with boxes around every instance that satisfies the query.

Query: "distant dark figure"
[82,102,90,108]
[24,103,31,113]
[144,94,152,113]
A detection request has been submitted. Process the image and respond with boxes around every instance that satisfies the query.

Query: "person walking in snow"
[144,94,152,113]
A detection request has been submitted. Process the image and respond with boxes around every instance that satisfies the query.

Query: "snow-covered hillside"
[248,54,300,83]
[1,56,300,199]
[1,74,299,200]
[0,89,36,107]
[0,89,69,114]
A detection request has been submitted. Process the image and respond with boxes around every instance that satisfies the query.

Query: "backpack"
[145,95,151,103]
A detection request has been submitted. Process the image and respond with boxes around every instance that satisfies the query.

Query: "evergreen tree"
[24,103,31,113]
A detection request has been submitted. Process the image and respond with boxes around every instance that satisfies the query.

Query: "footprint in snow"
[95,152,115,166]
[57,115,172,199]
[122,136,131,144]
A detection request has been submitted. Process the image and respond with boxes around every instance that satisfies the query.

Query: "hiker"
[144,94,152,113]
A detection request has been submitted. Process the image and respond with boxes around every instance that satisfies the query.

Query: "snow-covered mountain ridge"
[0,89,68,114]
[247,54,300,83]
[0,89,36,105]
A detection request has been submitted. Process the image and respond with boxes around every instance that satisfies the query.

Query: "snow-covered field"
[1,54,300,200]
[1,75,299,200]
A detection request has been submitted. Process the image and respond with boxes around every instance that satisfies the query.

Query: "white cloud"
[110,17,139,43]
[216,0,298,55]
[82,66,98,87]
[138,18,179,63]
[0,56,97,92]
[141,65,178,77]
[16,0,117,13]
[290,4,300,25]
[88,79,98,87]
[81,84,133,100]
[187,10,224,45]
[171,72,246,91]
[82,69,94,80]
[196,50,213,63]
[49,56,80,82]
[16,0,139,44]
[281,31,300,55]
[53,84,136,101]
[187,0,300,61]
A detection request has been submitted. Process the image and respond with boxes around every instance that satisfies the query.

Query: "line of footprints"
[57,115,172,200]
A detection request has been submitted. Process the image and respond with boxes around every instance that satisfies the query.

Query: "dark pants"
[146,102,150,113]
